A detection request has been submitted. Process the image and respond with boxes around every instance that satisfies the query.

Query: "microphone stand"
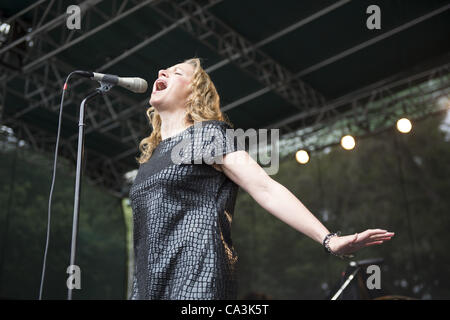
[67,81,113,300]
[331,263,360,300]
[330,258,384,300]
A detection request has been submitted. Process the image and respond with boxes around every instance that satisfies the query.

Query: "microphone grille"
[134,78,148,93]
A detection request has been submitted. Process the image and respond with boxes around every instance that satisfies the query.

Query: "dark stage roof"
[1,0,449,196]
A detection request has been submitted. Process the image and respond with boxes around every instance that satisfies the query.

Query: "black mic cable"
[38,71,82,300]
[38,70,146,299]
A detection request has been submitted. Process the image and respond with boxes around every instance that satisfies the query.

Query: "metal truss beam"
[2,119,130,197]
[1,30,152,143]
[152,0,327,112]
[275,63,450,157]
[47,0,347,139]
[110,61,450,162]
[204,0,351,73]
[1,0,151,138]
[221,2,450,127]
[1,0,449,195]
[1,59,144,149]
[21,0,160,72]
[295,3,450,78]
[76,0,349,140]
[0,0,104,56]
[0,0,226,145]
[270,60,450,132]
[1,0,350,145]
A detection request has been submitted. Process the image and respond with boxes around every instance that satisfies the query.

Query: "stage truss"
[0,0,449,197]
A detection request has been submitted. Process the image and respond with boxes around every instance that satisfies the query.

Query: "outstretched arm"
[219,151,394,256]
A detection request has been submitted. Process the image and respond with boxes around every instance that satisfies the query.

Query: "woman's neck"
[159,108,190,140]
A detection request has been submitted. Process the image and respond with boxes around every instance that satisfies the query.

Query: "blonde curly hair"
[136,58,233,164]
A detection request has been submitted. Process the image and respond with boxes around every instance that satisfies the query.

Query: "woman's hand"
[328,229,395,256]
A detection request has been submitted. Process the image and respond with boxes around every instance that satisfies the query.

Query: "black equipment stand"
[67,81,113,300]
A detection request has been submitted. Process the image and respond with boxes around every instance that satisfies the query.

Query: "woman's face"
[149,62,195,110]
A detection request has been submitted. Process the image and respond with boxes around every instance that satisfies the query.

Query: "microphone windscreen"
[133,78,148,93]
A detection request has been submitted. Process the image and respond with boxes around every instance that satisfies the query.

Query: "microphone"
[74,71,148,93]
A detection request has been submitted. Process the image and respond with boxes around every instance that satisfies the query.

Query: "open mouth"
[154,79,168,92]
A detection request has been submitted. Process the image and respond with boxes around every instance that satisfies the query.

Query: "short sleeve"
[192,120,245,165]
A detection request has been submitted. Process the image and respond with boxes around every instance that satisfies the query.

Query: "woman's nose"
[158,69,168,78]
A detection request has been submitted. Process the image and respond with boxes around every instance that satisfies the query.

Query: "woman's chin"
[149,95,163,106]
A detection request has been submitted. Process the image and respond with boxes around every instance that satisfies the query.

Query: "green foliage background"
[0,146,127,299]
[1,111,449,299]
[229,112,450,299]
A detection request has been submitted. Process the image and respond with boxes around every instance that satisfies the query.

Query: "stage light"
[437,96,449,109]
[341,135,356,150]
[396,118,412,133]
[295,150,309,164]
[0,22,11,34]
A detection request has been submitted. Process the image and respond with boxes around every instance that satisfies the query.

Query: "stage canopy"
[1,0,449,197]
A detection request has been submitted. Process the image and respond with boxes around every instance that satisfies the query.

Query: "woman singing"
[128,58,394,300]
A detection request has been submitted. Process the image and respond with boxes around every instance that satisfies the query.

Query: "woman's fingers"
[366,229,389,236]
[335,229,395,254]
[362,235,393,244]
[363,234,395,245]
[360,229,394,240]
[364,240,384,246]
[375,237,393,241]
[368,233,395,241]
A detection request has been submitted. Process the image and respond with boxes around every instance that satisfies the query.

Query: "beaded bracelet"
[322,231,355,260]
[323,231,341,255]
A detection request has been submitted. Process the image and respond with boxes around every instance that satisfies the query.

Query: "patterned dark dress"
[128,120,245,300]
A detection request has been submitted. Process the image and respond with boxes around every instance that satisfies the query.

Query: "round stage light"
[396,118,412,133]
[295,150,310,164]
[341,135,356,150]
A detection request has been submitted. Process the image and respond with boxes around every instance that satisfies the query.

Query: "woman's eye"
[175,73,182,75]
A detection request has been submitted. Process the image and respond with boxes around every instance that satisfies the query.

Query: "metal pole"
[67,89,101,300]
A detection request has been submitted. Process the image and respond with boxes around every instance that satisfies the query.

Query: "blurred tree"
[232,111,450,299]
[3,110,448,300]
[0,144,127,299]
